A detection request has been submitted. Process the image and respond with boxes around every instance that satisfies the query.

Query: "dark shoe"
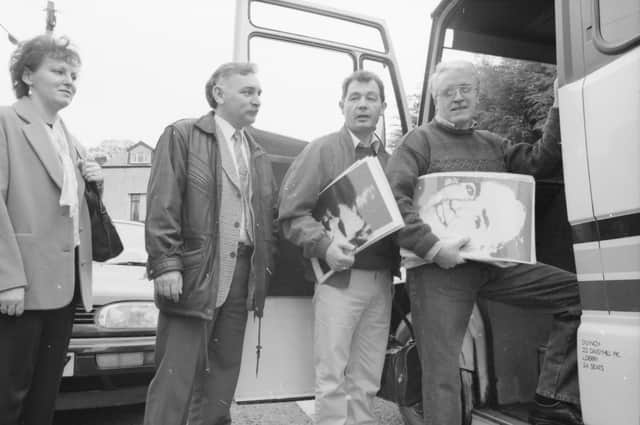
[529,401,583,425]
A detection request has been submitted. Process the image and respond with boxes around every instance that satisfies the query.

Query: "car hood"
[91,262,153,305]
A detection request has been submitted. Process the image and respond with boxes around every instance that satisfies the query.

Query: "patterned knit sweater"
[386,108,561,258]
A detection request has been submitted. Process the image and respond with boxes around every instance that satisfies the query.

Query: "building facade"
[100,142,154,223]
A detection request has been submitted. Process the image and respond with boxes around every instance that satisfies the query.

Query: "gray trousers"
[313,269,392,425]
[143,251,250,425]
[407,261,581,425]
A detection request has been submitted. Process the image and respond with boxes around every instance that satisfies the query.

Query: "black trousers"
[0,267,78,425]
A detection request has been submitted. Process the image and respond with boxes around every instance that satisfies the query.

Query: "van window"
[249,36,354,141]
[361,59,403,151]
[250,0,385,52]
[597,0,640,47]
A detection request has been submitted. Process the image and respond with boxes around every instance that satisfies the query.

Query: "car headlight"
[96,302,159,330]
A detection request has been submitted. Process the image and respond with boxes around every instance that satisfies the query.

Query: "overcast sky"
[0,0,439,147]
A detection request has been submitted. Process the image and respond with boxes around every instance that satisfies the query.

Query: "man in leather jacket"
[143,62,278,425]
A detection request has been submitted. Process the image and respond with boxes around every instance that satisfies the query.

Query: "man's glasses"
[438,85,476,99]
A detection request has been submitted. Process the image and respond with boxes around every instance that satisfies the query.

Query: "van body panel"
[558,79,594,225]
[582,47,640,220]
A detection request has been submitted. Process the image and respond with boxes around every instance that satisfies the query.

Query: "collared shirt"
[434,114,478,130]
[214,115,250,176]
[214,114,253,245]
[346,128,382,153]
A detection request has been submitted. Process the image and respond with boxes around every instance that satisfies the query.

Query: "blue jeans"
[407,262,581,425]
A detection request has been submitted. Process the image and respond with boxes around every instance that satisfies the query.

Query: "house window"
[130,193,147,222]
[130,150,150,164]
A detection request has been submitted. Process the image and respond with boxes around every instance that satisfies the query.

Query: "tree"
[386,93,421,152]
[475,58,555,144]
[88,139,136,163]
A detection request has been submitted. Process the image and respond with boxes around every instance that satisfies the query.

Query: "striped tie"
[232,130,254,244]
[232,130,249,191]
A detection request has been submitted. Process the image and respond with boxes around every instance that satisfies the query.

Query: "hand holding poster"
[311,157,404,283]
[402,172,536,268]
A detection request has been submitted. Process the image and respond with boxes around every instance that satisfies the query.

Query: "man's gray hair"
[205,62,258,109]
[428,60,480,98]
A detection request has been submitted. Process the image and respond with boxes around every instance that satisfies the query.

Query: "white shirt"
[214,115,250,177]
[434,114,478,130]
[46,118,80,247]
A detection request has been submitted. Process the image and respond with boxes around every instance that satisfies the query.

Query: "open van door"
[232,0,410,402]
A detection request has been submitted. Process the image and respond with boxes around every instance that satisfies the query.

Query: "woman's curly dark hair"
[9,34,81,99]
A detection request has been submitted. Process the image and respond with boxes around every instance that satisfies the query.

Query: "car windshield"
[105,221,147,266]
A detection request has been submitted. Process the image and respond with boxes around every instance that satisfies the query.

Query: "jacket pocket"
[181,248,205,299]
[177,239,214,315]
[187,155,211,196]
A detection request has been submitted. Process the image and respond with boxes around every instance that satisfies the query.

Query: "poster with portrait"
[311,157,404,284]
[402,172,536,267]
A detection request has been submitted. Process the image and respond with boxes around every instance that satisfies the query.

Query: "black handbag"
[85,181,123,262]
[377,299,422,406]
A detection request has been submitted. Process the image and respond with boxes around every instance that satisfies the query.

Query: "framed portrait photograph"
[402,172,536,267]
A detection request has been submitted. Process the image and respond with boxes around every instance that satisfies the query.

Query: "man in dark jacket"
[279,70,399,425]
[143,62,278,425]
[386,60,582,425]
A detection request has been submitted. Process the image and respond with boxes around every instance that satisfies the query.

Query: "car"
[56,220,157,410]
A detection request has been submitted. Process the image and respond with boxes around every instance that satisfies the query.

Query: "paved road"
[53,398,407,425]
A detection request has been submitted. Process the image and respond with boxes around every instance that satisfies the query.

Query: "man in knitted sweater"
[386,60,582,425]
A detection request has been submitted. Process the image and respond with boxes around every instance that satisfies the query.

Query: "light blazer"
[0,97,92,311]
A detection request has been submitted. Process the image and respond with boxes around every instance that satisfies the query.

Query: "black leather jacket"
[145,112,278,319]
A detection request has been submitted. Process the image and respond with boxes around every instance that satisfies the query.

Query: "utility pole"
[2,1,56,46]
[0,23,18,45]
[45,1,56,35]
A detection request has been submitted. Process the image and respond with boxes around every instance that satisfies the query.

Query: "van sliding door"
[233,0,408,402]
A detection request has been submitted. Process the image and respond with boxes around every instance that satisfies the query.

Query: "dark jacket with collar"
[145,111,278,319]
[278,126,400,288]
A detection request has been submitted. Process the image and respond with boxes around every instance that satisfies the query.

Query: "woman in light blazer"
[0,35,102,425]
